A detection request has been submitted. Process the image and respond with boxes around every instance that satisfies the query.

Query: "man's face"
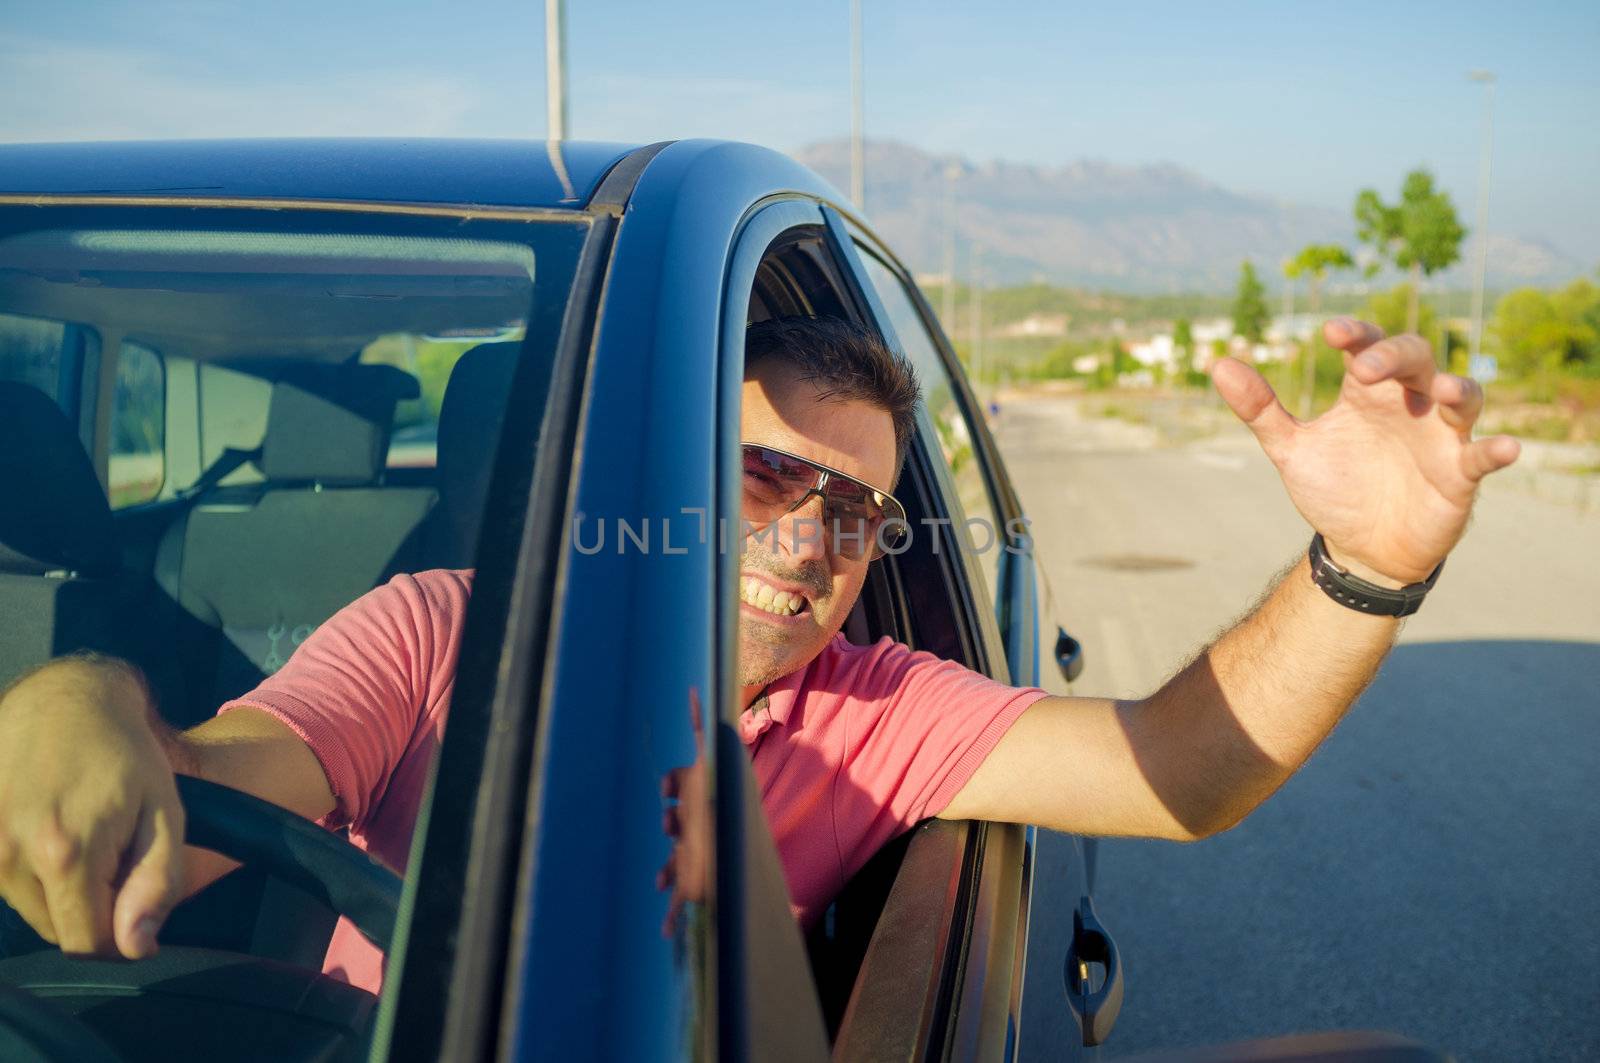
[738,360,899,691]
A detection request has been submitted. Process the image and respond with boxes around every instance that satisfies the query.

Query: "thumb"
[1212,357,1297,459]
[112,799,183,960]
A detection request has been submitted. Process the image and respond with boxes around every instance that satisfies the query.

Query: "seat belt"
[179,446,262,500]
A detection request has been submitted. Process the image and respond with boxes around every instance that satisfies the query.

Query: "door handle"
[1063,895,1123,1047]
[1054,627,1085,683]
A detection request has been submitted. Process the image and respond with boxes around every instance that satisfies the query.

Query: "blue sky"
[3,0,1596,261]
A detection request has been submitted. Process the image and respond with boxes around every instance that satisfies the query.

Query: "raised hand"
[1212,318,1520,586]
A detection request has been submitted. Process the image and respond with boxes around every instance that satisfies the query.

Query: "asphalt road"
[992,392,1600,1063]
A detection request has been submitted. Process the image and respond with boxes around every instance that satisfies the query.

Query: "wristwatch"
[1307,533,1443,618]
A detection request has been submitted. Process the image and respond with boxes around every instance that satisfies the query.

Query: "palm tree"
[1284,244,1354,418]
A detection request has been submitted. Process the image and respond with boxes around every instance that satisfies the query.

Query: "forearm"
[1132,552,1398,837]
[952,320,1509,841]
[168,708,342,897]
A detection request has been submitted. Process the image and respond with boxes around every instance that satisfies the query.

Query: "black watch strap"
[1307,533,1443,618]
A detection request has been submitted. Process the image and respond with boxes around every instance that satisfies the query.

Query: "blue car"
[0,140,1438,1063]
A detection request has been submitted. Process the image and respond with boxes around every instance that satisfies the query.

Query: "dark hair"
[744,315,921,480]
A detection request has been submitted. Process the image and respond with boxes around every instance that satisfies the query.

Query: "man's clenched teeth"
[742,576,807,616]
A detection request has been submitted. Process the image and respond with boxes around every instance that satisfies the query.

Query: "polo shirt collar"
[738,657,809,745]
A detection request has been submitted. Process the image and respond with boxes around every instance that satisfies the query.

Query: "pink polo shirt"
[219,570,1047,994]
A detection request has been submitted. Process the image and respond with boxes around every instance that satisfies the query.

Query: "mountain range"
[792,140,1582,293]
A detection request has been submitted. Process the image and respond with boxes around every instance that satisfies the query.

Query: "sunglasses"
[740,442,907,561]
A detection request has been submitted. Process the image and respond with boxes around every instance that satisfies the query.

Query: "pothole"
[1078,554,1194,572]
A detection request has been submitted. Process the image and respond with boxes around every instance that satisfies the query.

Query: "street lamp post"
[1280,262,1294,401]
[942,162,958,332]
[546,0,568,141]
[1468,70,1495,372]
[970,246,984,394]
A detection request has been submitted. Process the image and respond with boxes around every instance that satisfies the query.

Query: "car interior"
[0,212,993,1057]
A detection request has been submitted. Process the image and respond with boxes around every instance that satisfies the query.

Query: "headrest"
[0,383,117,577]
[433,342,523,566]
[259,364,419,486]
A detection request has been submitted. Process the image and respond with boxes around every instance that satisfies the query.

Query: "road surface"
[994,391,1600,1062]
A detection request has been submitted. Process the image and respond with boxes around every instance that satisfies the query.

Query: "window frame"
[107,339,168,509]
[715,197,850,1061]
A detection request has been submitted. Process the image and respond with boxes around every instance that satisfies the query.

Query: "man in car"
[0,314,1519,994]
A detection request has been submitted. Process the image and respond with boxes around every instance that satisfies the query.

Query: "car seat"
[0,382,127,689]
[152,363,432,725]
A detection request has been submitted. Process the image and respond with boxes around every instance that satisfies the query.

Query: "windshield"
[0,207,588,985]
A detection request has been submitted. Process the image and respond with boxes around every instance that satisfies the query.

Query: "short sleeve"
[835,638,1048,870]
[217,572,456,831]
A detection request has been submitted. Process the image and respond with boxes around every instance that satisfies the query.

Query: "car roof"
[0,139,647,210]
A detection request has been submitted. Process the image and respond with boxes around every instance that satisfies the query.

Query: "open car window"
[728,209,1012,1052]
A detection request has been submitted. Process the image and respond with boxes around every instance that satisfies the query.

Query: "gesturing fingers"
[1324,316,1385,355]
[1211,356,1297,459]
[1461,435,1521,483]
[1430,372,1485,434]
[1347,333,1438,395]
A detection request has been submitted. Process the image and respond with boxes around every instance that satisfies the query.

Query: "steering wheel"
[169,775,402,950]
[0,775,403,1063]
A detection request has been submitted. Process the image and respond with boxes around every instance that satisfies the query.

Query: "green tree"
[1111,338,1137,377]
[1172,317,1194,355]
[1172,318,1194,385]
[1285,244,1354,315]
[1363,283,1438,345]
[1283,244,1354,418]
[1036,339,1087,380]
[1231,261,1270,349]
[1491,280,1600,378]
[1087,339,1137,390]
[1551,279,1600,373]
[1354,169,1466,336]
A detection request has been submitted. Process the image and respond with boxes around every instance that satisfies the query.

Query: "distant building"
[1260,313,1322,364]
[1128,317,1236,369]
[1129,334,1176,368]
[996,312,1070,339]
[1192,318,1233,345]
